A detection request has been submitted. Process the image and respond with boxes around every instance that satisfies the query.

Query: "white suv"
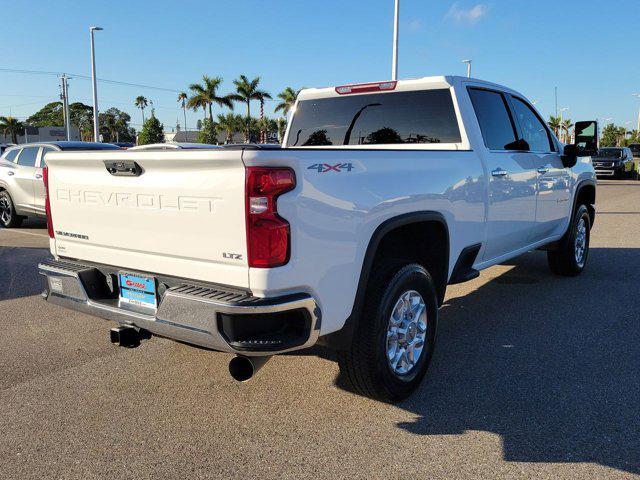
[0,141,120,227]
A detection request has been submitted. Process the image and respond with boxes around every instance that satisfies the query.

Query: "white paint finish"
[42,75,597,339]
[45,150,250,288]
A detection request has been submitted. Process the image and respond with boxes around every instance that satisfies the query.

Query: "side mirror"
[574,120,598,156]
[561,144,578,168]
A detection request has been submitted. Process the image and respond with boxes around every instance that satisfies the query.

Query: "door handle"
[537,166,550,174]
[491,168,508,177]
[34,173,43,179]
[7,171,15,176]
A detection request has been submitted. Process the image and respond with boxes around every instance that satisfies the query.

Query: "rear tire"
[337,262,438,403]
[547,204,590,276]
[0,191,23,228]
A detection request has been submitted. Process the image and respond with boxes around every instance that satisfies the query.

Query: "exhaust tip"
[229,355,272,382]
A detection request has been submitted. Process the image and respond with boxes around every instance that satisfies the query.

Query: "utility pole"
[554,87,558,119]
[60,74,71,141]
[90,26,103,142]
[391,0,399,80]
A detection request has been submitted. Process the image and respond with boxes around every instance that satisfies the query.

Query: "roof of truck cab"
[296,75,520,102]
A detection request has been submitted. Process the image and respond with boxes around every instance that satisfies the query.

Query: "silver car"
[0,141,120,228]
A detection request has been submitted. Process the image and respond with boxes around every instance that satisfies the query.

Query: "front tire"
[547,204,590,276]
[337,263,438,403]
[0,191,23,228]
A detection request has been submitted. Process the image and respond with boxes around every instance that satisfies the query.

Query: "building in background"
[1,125,81,144]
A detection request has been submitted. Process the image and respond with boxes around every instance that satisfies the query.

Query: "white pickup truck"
[39,76,597,402]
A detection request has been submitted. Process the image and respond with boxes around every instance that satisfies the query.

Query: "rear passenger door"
[468,88,538,261]
[12,146,40,213]
[508,96,571,240]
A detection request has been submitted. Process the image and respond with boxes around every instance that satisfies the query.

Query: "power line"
[0,67,178,93]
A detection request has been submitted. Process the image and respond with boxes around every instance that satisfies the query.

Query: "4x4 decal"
[307,163,354,173]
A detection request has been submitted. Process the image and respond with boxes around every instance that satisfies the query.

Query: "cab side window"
[16,147,38,167]
[468,88,518,150]
[510,97,554,152]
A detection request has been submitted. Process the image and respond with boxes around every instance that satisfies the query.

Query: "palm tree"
[134,96,149,124]
[547,115,561,138]
[0,116,24,144]
[276,117,288,143]
[215,113,243,144]
[177,92,188,137]
[187,76,234,121]
[229,75,272,142]
[275,87,300,116]
[561,119,573,143]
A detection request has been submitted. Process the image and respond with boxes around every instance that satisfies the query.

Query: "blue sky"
[1,0,639,132]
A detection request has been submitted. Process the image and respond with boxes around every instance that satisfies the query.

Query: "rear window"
[287,89,461,147]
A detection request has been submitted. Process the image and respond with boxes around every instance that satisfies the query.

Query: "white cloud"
[446,3,488,25]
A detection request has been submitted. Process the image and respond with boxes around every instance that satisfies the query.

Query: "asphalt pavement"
[1,180,639,479]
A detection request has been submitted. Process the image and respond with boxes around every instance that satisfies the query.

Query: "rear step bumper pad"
[38,258,321,356]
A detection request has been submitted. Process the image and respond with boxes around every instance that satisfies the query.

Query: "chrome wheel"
[574,217,587,267]
[0,195,12,226]
[386,290,427,376]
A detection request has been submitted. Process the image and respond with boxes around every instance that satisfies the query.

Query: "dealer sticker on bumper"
[119,273,157,310]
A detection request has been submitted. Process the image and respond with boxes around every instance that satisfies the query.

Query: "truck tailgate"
[45,150,249,288]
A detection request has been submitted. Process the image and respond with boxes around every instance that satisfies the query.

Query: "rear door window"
[16,146,39,167]
[468,88,518,150]
[287,89,462,146]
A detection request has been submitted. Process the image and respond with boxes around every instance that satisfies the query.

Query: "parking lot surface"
[1,180,639,479]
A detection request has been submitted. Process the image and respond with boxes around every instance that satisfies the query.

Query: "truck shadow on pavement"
[0,247,50,301]
[389,248,640,475]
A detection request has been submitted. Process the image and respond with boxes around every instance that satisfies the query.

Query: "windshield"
[287,89,461,147]
[596,148,622,158]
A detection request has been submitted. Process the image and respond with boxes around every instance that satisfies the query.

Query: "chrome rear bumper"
[39,258,321,356]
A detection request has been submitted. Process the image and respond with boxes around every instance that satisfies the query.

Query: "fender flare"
[318,211,450,350]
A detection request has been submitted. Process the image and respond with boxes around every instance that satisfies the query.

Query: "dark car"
[0,141,120,227]
[591,147,634,179]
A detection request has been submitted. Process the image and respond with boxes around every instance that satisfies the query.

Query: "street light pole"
[391,0,399,80]
[633,93,640,134]
[461,59,472,78]
[89,26,103,142]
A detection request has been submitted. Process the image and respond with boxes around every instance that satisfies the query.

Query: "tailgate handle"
[104,160,143,177]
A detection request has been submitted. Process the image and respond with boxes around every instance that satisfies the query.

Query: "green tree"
[548,115,561,138]
[561,119,573,143]
[134,96,149,124]
[0,116,24,143]
[187,76,234,121]
[275,87,300,115]
[137,114,164,145]
[197,117,218,144]
[26,101,94,139]
[277,117,287,143]
[215,113,243,144]
[229,75,272,141]
[600,123,620,147]
[99,108,135,143]
[257,116,277,143]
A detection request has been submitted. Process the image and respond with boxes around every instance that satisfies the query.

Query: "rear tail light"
[245,167,295,268]
[335,81,397,95]
[42,165,54,238]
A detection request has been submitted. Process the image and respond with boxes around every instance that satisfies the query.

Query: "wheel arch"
[318,211,450,350]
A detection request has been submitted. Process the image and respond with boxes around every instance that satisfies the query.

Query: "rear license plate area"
[118,273,157,311]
